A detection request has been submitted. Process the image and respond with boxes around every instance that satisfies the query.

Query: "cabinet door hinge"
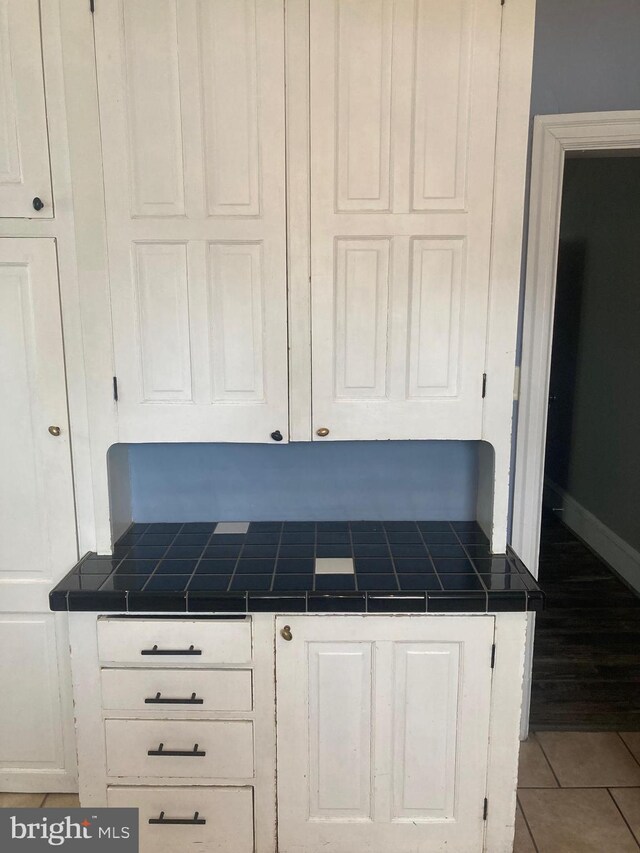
[483,798,489,820]
[513,365,521,401]
[482,373,487,398]
[491,643,496,669]
[113,376,119,402]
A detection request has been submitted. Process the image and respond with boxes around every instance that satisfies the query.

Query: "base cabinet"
[275,616,494,853]
[70,612,525,853]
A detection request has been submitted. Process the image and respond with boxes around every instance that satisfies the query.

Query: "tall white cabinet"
[0,0,89,792]
[0,239,78,790]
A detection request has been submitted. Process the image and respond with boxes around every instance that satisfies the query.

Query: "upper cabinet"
[309,0,501,440]
[94,0,289,442]
[0,0,52,218]
[89,0,532,446]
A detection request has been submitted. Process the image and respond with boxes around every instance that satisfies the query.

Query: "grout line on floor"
[533,735,563,788]
[519,784,640,792]
[516,792,541,853]
[606,787,640,850]
[618,732,640,772]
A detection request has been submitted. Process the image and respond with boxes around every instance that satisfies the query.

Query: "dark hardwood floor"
[530,511,640,731]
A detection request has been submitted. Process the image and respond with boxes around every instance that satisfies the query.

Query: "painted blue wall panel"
[127,441,480,522]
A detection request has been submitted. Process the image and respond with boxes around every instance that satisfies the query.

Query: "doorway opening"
[514,113,640,731]
[534,154,640,728]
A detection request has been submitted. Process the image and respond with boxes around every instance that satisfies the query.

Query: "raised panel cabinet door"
[276,615,494,853]
[0,238,77,790]
[0,0,52,218]
[309,0,502,440]
[93,0,289,442]
[0,239,76,582]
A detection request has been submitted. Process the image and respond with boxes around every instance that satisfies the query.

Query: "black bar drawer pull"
[141,644,202,656]
[145,692,204,705]
[148,742,206,757]
[149,811,206,826]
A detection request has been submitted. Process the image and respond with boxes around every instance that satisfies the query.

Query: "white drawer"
[105,719,254,780]
[107,786,254,853]
[101,668,253,713]
[97,618,252,665]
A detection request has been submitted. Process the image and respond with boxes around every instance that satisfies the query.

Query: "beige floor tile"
[519,788,639,853]
[621,733,640,765]
[0,793,46,807]
[518,733,558,788]
[536,731,640,787]
[514,802,537,853]
[43,793,80,808]
[611,788,640,844]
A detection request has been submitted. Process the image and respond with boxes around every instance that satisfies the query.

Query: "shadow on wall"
[545,238,586,486]
[107,440,489,525]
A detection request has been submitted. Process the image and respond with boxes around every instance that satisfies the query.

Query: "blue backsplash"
[124,440,480,522]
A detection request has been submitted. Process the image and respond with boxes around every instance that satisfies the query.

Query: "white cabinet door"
[309,0,502,440]
[276,615,494,853]
[94,0,289,442]
[0,239,77,790]
[0,0,52,218]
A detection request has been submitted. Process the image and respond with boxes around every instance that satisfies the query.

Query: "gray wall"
[531,0,640,116]
[509,0,640,536]
[545,157,640,552]
[125,441,481,523]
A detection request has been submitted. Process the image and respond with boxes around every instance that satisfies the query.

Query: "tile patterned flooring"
[516,731,640,851]
[4,732,640,850]
[0,793,80,808]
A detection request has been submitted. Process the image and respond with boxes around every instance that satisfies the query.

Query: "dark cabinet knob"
[271,430,283,442]
[32,197,45,211]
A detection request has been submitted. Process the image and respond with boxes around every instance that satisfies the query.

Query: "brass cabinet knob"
[48,426,61,437]
[316,427,330,437]
[280,625,293,641]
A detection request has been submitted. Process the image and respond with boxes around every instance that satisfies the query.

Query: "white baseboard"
[544,479,640,595]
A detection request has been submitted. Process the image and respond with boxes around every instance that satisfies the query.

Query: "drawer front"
[107,786,254,853]
[101,668,253,713]
[97,618,252,665]
[105,719,254,780]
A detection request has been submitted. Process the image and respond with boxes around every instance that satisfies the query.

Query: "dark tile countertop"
[49,520,543,614]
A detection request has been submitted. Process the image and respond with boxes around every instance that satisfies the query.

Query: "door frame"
[512,112,640,738]
[512,110,640,575]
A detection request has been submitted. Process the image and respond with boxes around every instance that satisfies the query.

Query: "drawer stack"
[97,617,256,853]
